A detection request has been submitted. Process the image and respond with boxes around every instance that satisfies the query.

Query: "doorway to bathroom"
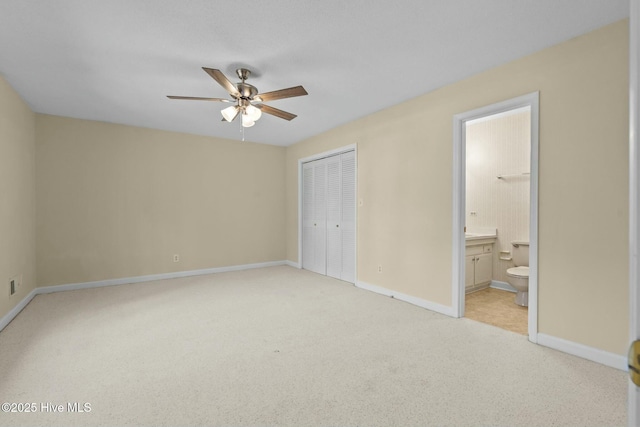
[452,92,539,342]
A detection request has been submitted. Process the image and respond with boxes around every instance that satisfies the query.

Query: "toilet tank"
[511,241,530,267]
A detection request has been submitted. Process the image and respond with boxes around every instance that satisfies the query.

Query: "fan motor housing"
[235,82,258,99]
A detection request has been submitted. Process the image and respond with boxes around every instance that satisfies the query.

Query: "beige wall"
[36,115,286,286]
[0,76,37,320]
[286,20,629,355]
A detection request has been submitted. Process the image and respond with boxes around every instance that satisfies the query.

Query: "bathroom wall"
[466,108,531,283]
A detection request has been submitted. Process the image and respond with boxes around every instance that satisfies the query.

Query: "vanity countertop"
[465,228,497,242]
[465,232,496,241]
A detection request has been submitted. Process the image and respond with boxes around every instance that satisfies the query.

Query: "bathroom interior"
[464,106,531,335]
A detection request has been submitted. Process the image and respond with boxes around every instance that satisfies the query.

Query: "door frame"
[297,144,357,282]
[451,92,540,342]
[629,1,640,424]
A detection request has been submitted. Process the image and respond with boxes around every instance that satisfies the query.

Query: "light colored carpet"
[0,266,626,426]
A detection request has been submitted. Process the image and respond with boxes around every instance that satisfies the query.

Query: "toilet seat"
[506,266,529,278]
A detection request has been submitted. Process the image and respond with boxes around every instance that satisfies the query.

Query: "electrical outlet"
[173,254,180,263]
[378,266,383,273]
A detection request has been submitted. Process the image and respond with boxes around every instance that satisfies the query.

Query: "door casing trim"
[451,92,540,343]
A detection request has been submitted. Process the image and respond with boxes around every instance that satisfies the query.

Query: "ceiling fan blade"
[202,68,239,97]
[255,85,308,102]
[167,96,231,102]
[257,104,297,121]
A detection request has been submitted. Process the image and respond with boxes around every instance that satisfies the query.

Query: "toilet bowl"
[506,241,529,307]
[506,266,529,306]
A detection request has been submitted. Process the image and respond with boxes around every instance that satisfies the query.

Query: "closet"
[302,150,355,283]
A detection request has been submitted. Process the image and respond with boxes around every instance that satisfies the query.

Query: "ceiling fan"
[167,67,308,128]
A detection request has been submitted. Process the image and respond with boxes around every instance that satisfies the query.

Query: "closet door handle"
[336,224,339,228]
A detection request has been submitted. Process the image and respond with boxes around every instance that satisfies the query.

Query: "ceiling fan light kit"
[241,114,255,128]
[168,67,308,131]
[221,105,239,122]
[245,104,262,121]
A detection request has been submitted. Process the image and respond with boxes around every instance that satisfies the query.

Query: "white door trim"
[629,1,640,425]
[452,92,540,343]
[297,144,357,282]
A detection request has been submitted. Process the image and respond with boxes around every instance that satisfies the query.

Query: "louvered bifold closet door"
[340,151,356,283]
[302,163,316,271]
[311,159,327,274]
[325,155,342,279]
[301,150,355,283]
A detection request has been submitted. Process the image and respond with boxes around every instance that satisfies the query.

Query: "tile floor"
[465,287,528,335]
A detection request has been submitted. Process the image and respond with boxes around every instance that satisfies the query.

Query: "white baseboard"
[356,280,456,317]
[285,260,301,269]
[1,265,627,374]
[0,288,38,331]
[0,260,288,332]
[537,333,627,371]
[37,260,287,295]
[490,280,517,293]
[355,282,626,371]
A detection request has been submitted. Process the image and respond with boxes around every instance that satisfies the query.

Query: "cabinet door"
[465,256,475,288]
[474,253,493,285]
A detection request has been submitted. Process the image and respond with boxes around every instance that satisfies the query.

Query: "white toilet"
[506,241,529,306]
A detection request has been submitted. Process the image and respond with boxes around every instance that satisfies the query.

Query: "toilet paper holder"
[499,250,512,261]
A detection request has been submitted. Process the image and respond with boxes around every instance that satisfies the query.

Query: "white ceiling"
[0,1,630,146]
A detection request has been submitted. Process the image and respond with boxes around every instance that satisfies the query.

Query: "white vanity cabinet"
[465,239,494,292]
